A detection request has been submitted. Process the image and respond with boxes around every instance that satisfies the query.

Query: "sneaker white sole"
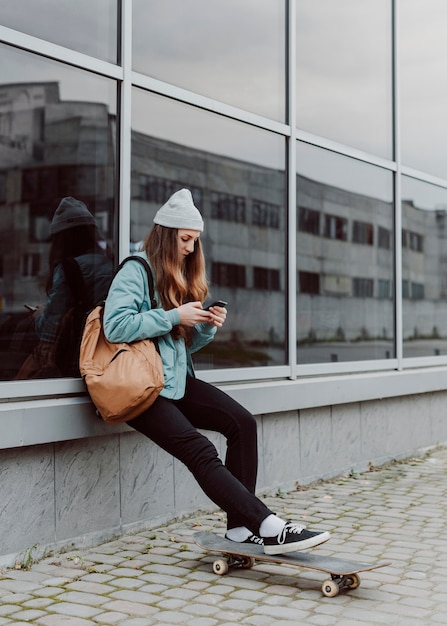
[263,531,331,556]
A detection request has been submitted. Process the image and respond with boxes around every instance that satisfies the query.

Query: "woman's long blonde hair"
[143,225,208,343]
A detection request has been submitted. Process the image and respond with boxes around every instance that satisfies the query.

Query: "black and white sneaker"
[226,533,264,546]
[263,522,330,555]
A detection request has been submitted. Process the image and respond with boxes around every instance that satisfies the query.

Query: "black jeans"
[129,375,273,534]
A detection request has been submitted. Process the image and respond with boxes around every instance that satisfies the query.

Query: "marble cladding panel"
[430,391,447,444]
[0,444,55,555]
[330,403,362,475]
[173,429,224,516]
[119,430,174,525]
[54,435,120,541]
[361,397,397,462]
[402,392,436,452]
[260,410,300,491]
[299,406,334,482]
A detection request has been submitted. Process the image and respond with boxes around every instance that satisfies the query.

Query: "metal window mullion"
[288,0,297,379]
[393,0,403,369]
[118,0,132,260]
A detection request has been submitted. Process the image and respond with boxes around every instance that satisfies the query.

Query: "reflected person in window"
[16,197,113,379]
[103,188,330,555]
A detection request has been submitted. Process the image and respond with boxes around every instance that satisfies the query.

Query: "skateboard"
[193,531,391,597]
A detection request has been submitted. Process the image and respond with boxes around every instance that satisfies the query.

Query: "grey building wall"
[1,388,446,568]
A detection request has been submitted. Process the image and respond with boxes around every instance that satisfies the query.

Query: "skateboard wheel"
[213,559,229,575]
[240,556,255,569]
[347,573,360,589]
[322,579,340,597]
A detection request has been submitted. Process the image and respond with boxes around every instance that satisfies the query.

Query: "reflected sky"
[132,0,285,122]
[400,0,447,179]
[296,0,392,159]
[0,0,117,62]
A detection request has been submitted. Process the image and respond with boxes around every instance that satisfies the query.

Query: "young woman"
[103,188,330,555]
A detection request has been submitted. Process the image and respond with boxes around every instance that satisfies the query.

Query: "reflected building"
[0,81,115,310]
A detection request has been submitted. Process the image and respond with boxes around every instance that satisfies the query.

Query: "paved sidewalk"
[1,447,447,625]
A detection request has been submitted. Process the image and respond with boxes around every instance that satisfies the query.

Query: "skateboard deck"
[194,531,391,597]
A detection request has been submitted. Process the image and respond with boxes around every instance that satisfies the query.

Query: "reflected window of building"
[296,142,394,364]
[296,0,392,157]
[131,88,287,369]
[253,267,280,291]
[402,177,447,358]
[378,226,391,250]
[252,200,280,229]
[0,44,117,381]
[299,271,320,295]
[132,0,286,121]
[299,207,320,235]
[212,263,246,289]
[378,279,391,300]
[400,1,447,178]
[0,0,118,63]
[353,221,374,246]
[324,214,348,241]
[211,192,246,223]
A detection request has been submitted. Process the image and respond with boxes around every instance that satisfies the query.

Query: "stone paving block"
[91,611,128,624]
[100,600,157,617]
[36,615,94,625]
[43,601,103,619]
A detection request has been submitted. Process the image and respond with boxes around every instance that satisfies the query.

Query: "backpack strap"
[116,256,159,353]
[117,256,157,310]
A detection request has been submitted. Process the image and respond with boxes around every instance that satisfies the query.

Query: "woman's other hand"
[205,304,227,327]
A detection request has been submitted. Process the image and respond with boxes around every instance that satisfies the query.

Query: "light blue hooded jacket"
[103,253,217,400]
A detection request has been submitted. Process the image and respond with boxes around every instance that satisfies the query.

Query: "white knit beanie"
[50,197,96,235]
[153,189,204,232]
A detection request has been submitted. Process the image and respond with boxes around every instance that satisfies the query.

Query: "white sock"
[259,514,286,538]
[226,526,252,542]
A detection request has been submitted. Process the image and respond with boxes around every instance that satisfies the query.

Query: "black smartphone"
[24,304,37,312]
[204,300,228,311]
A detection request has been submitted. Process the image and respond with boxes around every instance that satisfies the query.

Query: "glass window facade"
[402,176,447,358]
[296,143,394,364]
[0,45,117,380]
[131,89,287,369]
[1,1,447,388]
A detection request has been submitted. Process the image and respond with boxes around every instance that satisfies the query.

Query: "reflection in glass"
[296,0,392,158]
[400,1,447,178]
[296,143,394,364]
[0,0,118,63]
[131,88,287,369]
[402,177,447,358]
[0,45,117,380]
[132,0,286,122]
